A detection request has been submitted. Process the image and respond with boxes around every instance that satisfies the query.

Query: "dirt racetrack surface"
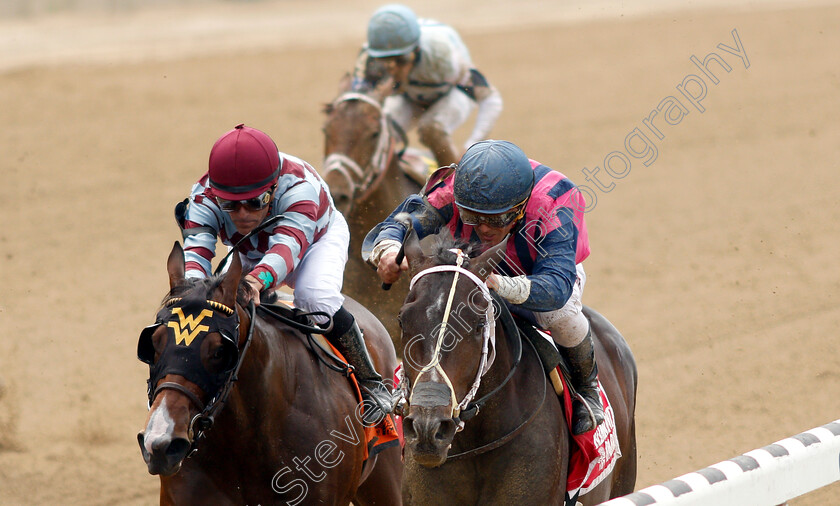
[1,0,839,504]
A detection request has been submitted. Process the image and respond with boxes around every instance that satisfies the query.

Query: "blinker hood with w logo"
[138,297,240,402]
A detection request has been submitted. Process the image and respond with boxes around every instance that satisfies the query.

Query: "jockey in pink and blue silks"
[178,124,394,422]
[364,140,603,435]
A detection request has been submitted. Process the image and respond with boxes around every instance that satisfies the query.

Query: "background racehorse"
[397,231,637,505]
[321,74,425,346]
[136,243,402,505]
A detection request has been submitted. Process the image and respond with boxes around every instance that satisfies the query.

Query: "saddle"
[514,319,568,396]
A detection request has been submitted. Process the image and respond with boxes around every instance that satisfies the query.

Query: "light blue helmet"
[454,140,535,214]
[366,4,421,58]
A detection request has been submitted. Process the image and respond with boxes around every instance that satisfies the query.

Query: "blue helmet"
[367,4,421,58]
[454,140,534,214]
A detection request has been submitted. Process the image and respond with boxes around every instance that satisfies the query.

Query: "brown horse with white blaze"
[137,242,402,505]
[322,75,424,345]
[397,231,637,505]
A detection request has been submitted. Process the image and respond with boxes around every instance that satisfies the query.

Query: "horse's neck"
[230,320,355,424]
[236,321,302,406]
[347,158,407,235]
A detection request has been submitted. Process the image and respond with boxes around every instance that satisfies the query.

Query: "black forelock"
[428,231,475,268]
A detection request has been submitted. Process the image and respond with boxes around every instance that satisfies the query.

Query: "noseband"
[323,92,406,205]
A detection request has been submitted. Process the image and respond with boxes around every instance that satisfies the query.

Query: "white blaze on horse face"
[425,291,446,321]
[144,399,177,454]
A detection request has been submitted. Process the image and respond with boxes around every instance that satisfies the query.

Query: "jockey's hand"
[486,273,499,290]
[244,274,263,307]
[377,249,408,285]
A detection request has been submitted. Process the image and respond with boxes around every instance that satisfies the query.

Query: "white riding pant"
[534,264,589,348]
[384,88,476,136]
[240,213,350,324]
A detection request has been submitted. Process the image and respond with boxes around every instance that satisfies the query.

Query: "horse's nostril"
[435,419,456,441]
[166,437,191,460]
[403,417,417,439]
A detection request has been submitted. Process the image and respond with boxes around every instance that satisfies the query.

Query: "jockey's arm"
[461,69,503,150]
[366,194,448,281]
[352,47,392,89]
[487,274,531,304]
[181,189,221,280]
[246,183,322,293]
[491,221,578,312]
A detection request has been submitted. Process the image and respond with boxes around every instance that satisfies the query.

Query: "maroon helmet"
[208,124,280,200]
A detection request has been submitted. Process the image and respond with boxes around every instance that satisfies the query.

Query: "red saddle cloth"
[560,371,621,501]
[325,343,400,461]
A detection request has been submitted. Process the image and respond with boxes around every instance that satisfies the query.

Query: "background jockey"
[353,3,503,168]
[364,140,603,435]
[177,124,393,422]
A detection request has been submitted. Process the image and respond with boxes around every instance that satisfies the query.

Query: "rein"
[457,293,522,423]
[257,304,355,376]
[323,92,406,206]
[447,320,547,461]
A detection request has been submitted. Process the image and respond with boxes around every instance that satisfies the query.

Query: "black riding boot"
[559,329,605,435]
[326,307,394,426]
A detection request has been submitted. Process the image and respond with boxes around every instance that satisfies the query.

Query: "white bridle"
[402,249,496,425]
[323,92,396,205]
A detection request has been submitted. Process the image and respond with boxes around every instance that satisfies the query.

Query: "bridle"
[400,249,496,423]
[147,297,350,459]
[323,92,407,207]
[398,248,548,460]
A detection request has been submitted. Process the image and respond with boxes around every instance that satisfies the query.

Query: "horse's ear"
[469,236,510,282]
[338,72,352,94]
[167,241,185,290]
[403,228,426,277]
[220,251,242,309]
[371,75,394,104]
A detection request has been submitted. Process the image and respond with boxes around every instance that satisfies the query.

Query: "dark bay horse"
[322,75,426,345]
[396,231,637,505]
[137,243,402,505]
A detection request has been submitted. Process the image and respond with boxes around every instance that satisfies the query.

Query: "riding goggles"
[458,202,527,229]
[215,185,275,213]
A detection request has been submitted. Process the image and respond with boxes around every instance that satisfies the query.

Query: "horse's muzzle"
[403,407,458,468]
[138,431,190,476]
